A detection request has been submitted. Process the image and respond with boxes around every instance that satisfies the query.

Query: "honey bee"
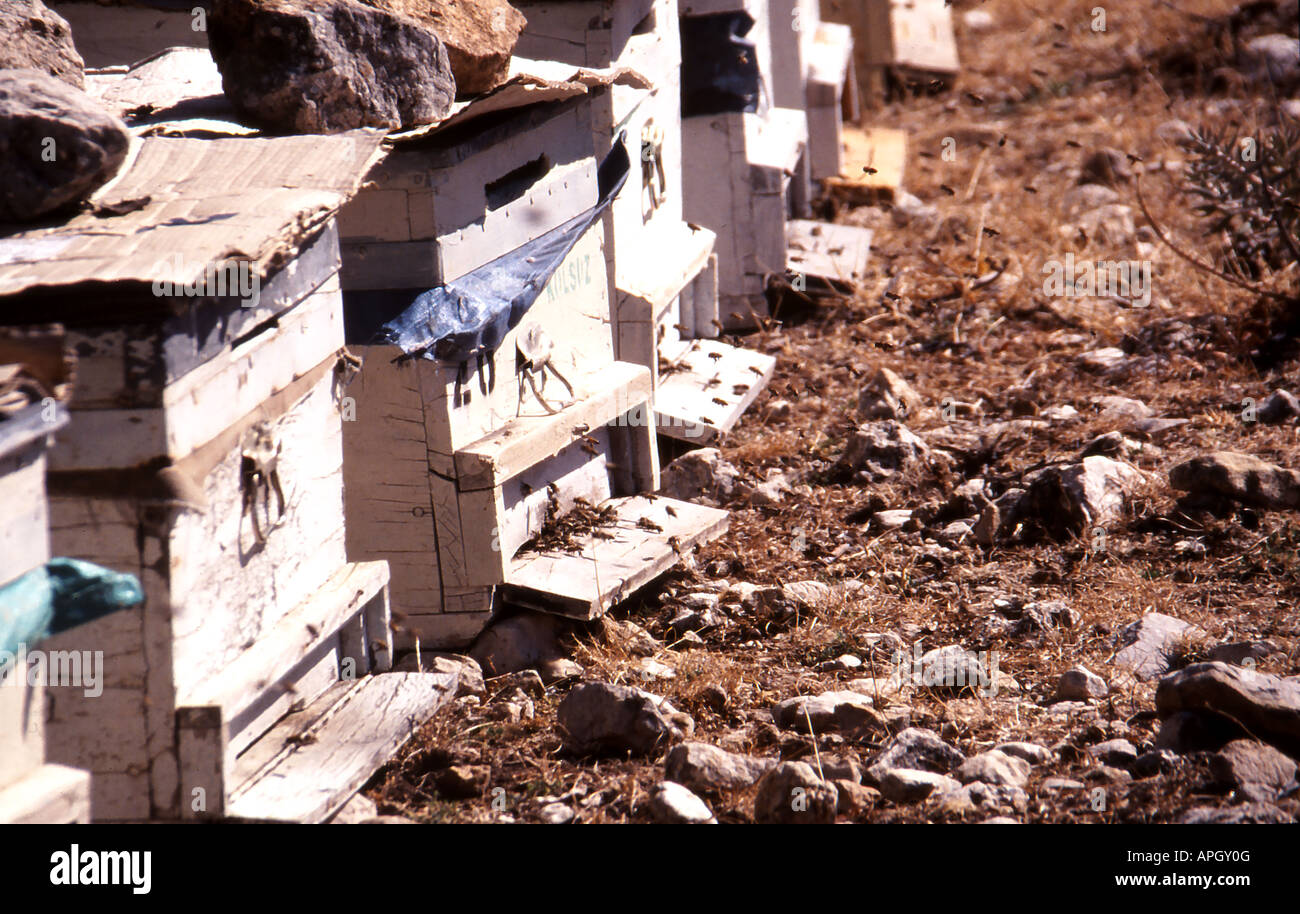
[711,397,728,406]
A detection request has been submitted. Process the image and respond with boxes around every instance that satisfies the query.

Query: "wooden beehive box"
[0,347,92,825]
[0,123,460,822]
[516,0,776,439]
[820,0,959,106]
[339,95,728,649]
[767,0,858,180]
[679,0,812,330]
[681,105,809,329]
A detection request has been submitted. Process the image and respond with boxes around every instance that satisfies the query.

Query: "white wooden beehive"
[678,0,812,330]
[515,0,776,442]
[21,223,407,821]
[767,0,857,179]
[339,96,728,649]
[339,97,600,292]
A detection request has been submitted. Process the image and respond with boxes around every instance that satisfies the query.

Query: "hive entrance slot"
[486,155,552,210]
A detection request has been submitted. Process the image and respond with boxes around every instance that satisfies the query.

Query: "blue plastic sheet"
[0,558,144,658]
[378,135,631,365]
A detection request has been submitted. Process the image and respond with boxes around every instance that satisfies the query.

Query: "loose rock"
[1169,451,1300,510]
[995,742,1055,766]
[659,447,740,504]
[865,728,965,783]
[0,70,129,223]
[646,781,716,824]
[470,611,564,676]
[1056,665,1109,701]
[1022,456,1145,534]
[664,742,772,792]
[0,1,84,88]
[1088,738,1139,767]
[1210,740,1298,802]
[835,420,935,480]
[1257,389,1300,424]
[772,691,883,734]
[557,682,694,756]
[1113,612,1206,681]
[1156,662,1300,757]
[857,367,923,421]
[955,750,1031,788]
[753,761,838,824]
[365,0,525,96]
[208,0,456,133]
[877,768,962,803]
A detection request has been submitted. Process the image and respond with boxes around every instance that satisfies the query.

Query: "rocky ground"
[363,0,1300,824]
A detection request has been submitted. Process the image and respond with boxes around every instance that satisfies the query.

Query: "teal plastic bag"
[0,558,144,657]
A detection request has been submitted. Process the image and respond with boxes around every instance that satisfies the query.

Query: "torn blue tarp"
[0,558,144,659]
[378,136,631,365]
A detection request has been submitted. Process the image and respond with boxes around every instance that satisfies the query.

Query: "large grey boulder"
[1156,662,1300,758]
[0,70,128,223]
[208,0,456,133]
[557,682,693,756]
[469,611,564,677]
[1169,451,1300,510]
[0,1,83,89]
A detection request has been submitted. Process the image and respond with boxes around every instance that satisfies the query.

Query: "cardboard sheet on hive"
[0,129,388,306]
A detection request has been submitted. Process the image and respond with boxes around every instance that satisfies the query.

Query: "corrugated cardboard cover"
[0,130,388,296]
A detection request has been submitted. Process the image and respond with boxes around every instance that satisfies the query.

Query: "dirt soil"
[367,0,1300,823]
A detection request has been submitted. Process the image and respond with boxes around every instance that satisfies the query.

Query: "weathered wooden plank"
[505,494,728,618]
[342,345,443,613]
[227,671,458,823]
[177,560,391,719]
[786,219,872,285]
[453,360,651,491]
[655,339,776,442]
[168,371,350,696]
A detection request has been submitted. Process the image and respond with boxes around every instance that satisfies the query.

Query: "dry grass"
[367,0,1300,824]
